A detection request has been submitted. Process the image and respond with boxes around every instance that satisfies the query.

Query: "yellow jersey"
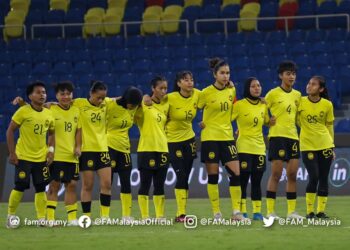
[73,98,108,152]
[106,101,136,153]
[166,89,201,142]
[135,98,169,152]
[265,86,301,140]
[12,105,55,162]
[50,104,81,163]
[231,99,269,155]
[298,97,334,151]
[197,84,236,141]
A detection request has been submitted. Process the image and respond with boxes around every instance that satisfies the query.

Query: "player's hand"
[74,147,81,158]
[260,97,267,104]
[235,129,239,136]
[226,80,234,88]
[143,95,152,106]
[46,152,54,166]
[333,151,336,160]
[199,121,205,129]
[12,96,24,106]
[9,152,18,165]
[269,116,276,126]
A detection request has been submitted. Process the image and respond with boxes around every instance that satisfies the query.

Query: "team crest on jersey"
[295,100,299,106]
[241,162,248,169]
[60,171,64,178]
[319,111,325,118]
[111,160,116,168]
[87,160,94,168]
[209,152,215,159]
[45,120,50,128]
[278,150,285,157]
[308,152,314,160]
[229,95,233,101]
[176,150,183,158]
[149,159,156,167]
[18,171,26,179]
[193,103,197,109]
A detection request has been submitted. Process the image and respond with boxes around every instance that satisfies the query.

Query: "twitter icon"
[263,217,275,227]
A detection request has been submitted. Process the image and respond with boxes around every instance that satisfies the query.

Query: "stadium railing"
[0,24,27,40]
[31,19,190,39]
[194,13,350,36]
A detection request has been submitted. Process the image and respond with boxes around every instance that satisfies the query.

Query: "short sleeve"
[197,89,206,109]
[231,101,239,121]
[12,107,24,126]
[326,102,335,123]
[264,91,273,109]
[264,105,270,124]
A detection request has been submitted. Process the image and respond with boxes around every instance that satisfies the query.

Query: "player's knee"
[175,171,189,189]
[100,179,111,192]
[82,181,94,192]
[287,171,297,182]
[65,181,77,193]
[271,171,282,182]
[225,166,240,186]
[207,174,219,184]
[34,183,46,193]
[48,181,60,194]
[14,183,28,192]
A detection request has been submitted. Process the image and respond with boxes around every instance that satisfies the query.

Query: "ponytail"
[312,75,330,100]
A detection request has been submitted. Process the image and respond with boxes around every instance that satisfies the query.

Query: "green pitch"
[0,197,349,250]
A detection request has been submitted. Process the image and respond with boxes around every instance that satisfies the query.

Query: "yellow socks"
[207,184,220,214]
[266,198,275,215]
[317,196,328,214]
[120,193,132,217]
[138,195,149,219]
[35,192,47,219]
[66,203,78,222]
[8,189,23,215]
[153,195,165,218]
[46,200,57,221]
[175,189,187,216]
[306,192,316,214]
[229,186,242,213]
[252,200,262,214]
[286,192,297,215]
[240,198,247,214]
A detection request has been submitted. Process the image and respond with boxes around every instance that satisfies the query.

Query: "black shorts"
[15,160,50,189]
[268,137,300,162]
[137,152,169,170]
[302,148,334,166]
[168,137,197,164]
[201,140,238,164]
[79,152,111,171]
[108,147,132,173]
[238,153,266,172]
[50,161,79,183]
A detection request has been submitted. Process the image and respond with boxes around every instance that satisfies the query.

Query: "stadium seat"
[70,0,88,10]
[276,2,298,30]
[198,4,222,33]
[10,0,30,15]
[144,35,164,48]
[50,0,70,12]
[0,51,12,64]
[87,0,107,9]
[295,1,315,29]
[94,61,111,74]
[125,35,144,48]
[83,7,105,37]
[133,59,152,73]
[316,1,337,29]
[161,5,183,34]
[3,10,25,41]
[12,62,31,76]
[152,47,170,59]
[65,8,85,37]
[258,2,278,31]
[112,60,129,73]
[65,37,86,50]
[52,62,71,75]
[184,0,203,8]
[222,0,241,9]
[165,33,185,47]
[73,61,93,74]
[335,119,350,133]
[108,0,128,9]
[103,7,124,36]
[238,2,261,31]
[141,13,161,35]
[180,6,201,33]
[114,48,130,61]
[105,36,124,49]
[86,37,105,50]
[146,0,165,7]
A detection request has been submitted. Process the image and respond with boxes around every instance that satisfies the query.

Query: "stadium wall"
[1,135,350,202]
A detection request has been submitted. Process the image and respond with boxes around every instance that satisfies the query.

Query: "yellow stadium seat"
[238,2,260,32]
[222,0,241,9]
[108,0,128,9]
[163,5,183,16]
[83,8,105,37]
[243,2,261,15]
[141,13,161,35]
[317,0,326,6]
[279,0,298,6]
[184,0,203,8]
[3,11,25,41]
[10,0,30,16]
[161,5,183,34]
[103,8,123,35]
[50,0,70,12]
[144,5,163,16]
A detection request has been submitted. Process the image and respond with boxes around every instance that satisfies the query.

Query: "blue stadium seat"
[32,62,52,77]
[265,31,287,43]
[144,35,164,48]
[112,60,129,73]
[105,36,124,49]
[315,65,335,80]
[12,63,31,77]
[335,1,350,28]
[232,56,250,70]
[172,58,191,71]
[0,63,11,76]
[33,50,54,64]
[329,40,347,54]
[55,50,75,63]
[0,51,12,64]
[74,50,91,63]
[191,46,208,59]
[180,6,201,33]
[30,0,49,11]
[87,0,107,9]
[198,4,222,33]
[286,30,306,43]
[326,28,348,42]
[165,34,186,47]
[86,37,105,50]
[293,54,310,68]
[249,43,266,56]
[313,53,330,67]
[70,0,88,10]
[295,1,315,29]
[94,61,111,74]
[230,44,247,57]
[133,59,151,73]
[192,59,208,71]
[333,52,348,66]
[7,39,26,51]
[258,2,278,31]
[220,5,239,32]
[309,41,327,56]
[119,73,136,86]
[152,47,170,60]
[91,49,114,62]
[65,9,85,38]
[26,39,46,51]
[114,48,130,61]
[316,1,337,29]
[44,10,66,38]
[131,48,150,60]
[65,38,86,51]
[204,33,225,46]
[289,42,307,55]
[171,47,190,59]
[125,35,144,48]
[253,56,270,69]
[335,119,350,133]
[153,59,169,72]
[306,30,327,42]
[208,45,228,58]
[46,38,66,51]
[225,32,244,45]
[268,42,287,56]
[244,32,264,44]
[73,61,93,74]
[52,62,72,76]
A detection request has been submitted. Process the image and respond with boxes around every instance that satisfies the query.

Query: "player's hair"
[26,81,46,98]
[312,75,330,100]
[243,77,260,100]
[53,81,74,93]
[150,75,166,88]
[117,86,143,108]
[173,71,193,92]
[90,80,107,93]
[209,57,229,74]
[277,60,298,74]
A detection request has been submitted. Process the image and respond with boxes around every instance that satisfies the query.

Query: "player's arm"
[6,121,20,165]
[12,96,26,106]
[74,128,82,158]
[47,129,55,166]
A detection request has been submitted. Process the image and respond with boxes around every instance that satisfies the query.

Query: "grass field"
[0,197,349,250]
